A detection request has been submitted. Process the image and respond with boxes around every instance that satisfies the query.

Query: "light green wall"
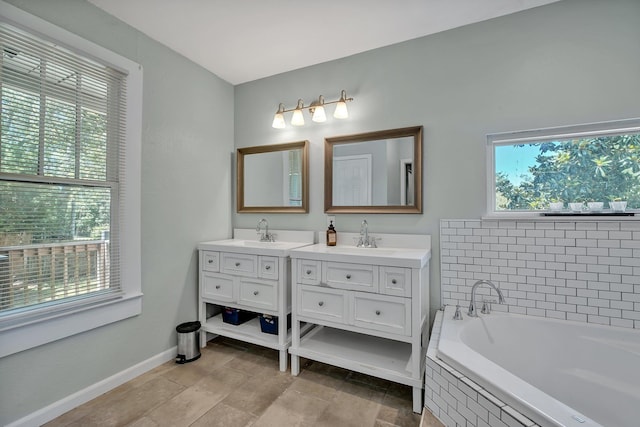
[2,0,640,424]
[0,0,234,424]
[234,0,640,322]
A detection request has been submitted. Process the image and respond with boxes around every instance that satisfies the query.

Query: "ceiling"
[88,0,561,85]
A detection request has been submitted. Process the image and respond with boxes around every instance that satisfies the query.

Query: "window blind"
[0,21,127,317]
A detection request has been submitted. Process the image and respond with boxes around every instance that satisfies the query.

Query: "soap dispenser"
[326,220,337,246]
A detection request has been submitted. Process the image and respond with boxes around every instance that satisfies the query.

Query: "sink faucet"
[256,218,275,242]
[468,280,505,317]
[356,219,378,248]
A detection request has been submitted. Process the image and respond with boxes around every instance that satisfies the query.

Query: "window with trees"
[488,119,640,213]
[0,4,142,357]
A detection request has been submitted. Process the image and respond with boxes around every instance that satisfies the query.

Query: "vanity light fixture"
[291,99,305,126]
[271,103,286,129]
[272,89,353,128]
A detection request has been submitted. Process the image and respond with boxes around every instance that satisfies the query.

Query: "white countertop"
[197,229,315,257]
[290,238,431,269]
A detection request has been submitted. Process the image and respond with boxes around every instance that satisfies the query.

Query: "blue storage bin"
[259,313,291,335]
[222,307,256,325]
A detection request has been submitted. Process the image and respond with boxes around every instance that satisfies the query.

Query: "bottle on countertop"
[326,220,337,246]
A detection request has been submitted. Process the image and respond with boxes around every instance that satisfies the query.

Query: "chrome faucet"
[256,218,275,242]
[468,280,505,317]
[356,219,378,248]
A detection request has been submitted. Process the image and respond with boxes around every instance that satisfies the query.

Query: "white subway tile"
[545,230,565,238]
[576,239,598,248]
[467,397,490,422]
[507,229,526,237]
[545,246,566,255]
[598,240,621,249]
[515,222,535,229]
[554,238,576,246]
[535,253,555,262]
[525,230,545,238]
[599,307,622,318]
[609,231,632,240]
[567,312,588,322]
[566,246,587,255]
[597,256,621,266]
[526,307,545,317]
[457,402,478,424]
[587,315,610,325]
[556,303,576,312]
[611,318,634,328]
[597,222,620,231]
[554,222,575,230]
[566,230,586,239]
[576,222,597,230]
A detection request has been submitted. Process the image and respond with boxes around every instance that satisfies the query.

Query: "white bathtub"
[436,305,640,427]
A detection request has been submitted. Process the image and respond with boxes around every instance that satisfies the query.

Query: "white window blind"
[0,21,127,319]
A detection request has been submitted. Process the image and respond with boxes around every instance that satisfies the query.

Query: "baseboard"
[6,346,177,427]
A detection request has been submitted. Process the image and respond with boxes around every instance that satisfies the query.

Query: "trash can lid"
[176,321,201,333]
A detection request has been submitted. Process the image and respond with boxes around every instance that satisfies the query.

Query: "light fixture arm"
[276,90,353,114]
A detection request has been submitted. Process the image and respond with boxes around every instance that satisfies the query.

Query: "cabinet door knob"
[235,262,241,267]
[306,269,312,275]
[391,279,397,284]
[253,290,259,296]
[265,265,271,270]
[375,310,381,316]
[318,301,324,307]
[208,259,214,264]
[346,274,351,279]
[215,285,220,289]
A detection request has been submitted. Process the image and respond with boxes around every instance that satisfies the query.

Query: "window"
[0,4,142,357]
[487,119,640,214]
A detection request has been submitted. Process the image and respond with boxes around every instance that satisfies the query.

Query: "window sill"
[482,212,639,221]
[0,292,142,358]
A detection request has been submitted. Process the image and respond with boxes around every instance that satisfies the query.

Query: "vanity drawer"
[323,261,379,293]
[258,256,278,280]
[297,285,347,324]
[352,293,411,336]
[298,259,321,285]
[201,251,220,272]
[221,253,257,277]
[238,278,277,311]
[201,272,234,302]
[379,267,411,297]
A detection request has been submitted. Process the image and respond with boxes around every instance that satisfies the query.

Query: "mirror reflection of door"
[333,154,372,205]
[400,158,413,206]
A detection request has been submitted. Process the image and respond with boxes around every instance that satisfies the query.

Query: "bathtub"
[435,305,640,427]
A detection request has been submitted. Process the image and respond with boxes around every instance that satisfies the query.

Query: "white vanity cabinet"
[197,229,314,371]
[289,233,431,413]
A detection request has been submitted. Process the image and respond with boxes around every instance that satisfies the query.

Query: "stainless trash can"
[176,321,201,364]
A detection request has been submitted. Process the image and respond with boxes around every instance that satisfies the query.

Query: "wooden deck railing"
[0,240,109,311]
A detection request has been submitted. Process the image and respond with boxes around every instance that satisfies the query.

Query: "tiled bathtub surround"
[440,219,640,328]
[425,311,539,427]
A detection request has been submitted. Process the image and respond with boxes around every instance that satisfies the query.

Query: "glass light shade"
[333,101,349,119]
[312,106,326,122]
[291,108,305,126]
[272,112,285,129]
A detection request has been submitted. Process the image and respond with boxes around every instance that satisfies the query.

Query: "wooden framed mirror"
[324,126,422,213]
[237,140,309,213]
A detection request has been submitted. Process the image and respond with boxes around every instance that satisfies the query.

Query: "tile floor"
[45,337,444,427]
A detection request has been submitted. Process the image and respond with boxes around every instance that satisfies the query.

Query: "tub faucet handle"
[481,299,495,314]
[453,305,463,320]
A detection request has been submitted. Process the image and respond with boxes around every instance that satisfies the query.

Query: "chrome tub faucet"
[468,280,506,317]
